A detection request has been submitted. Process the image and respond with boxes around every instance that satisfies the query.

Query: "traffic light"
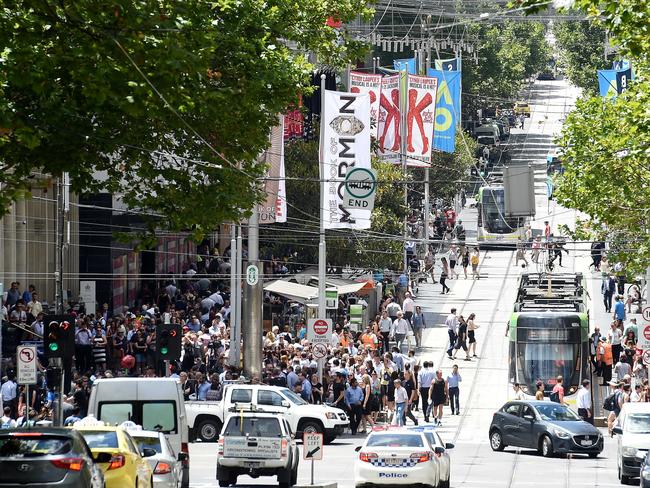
[156,323,181,360]
[44,315,75,359]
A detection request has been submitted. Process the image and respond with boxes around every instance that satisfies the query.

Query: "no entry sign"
[307,318,332,344]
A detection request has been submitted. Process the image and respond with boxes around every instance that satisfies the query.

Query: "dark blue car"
[489,400,603,458]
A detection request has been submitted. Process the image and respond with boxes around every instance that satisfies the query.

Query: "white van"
[87,377,190,488]
[613,402,650,484]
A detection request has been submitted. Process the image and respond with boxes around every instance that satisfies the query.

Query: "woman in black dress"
[429,370,448,426]
[453,316,471,361]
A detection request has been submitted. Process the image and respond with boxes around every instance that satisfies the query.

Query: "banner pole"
[318,74,327,383]
[401,70,409,276]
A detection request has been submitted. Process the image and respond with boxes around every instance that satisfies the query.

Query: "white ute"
[186,384,348,443]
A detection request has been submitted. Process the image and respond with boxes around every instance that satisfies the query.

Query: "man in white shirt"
[418,361,435,423]
[512,383,527,401]
[379,310,393,353]
[386,300,402,322]
[393,379,409,426]
[402,292,415,324]
[445,308,459,358]
[391,312,410,353]
[576,379,592,424]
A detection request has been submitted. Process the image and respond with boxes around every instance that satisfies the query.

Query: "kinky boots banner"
[406,74,438,165]
[349,72,382,140]
[377,74,401,162]
[320,90,372,229]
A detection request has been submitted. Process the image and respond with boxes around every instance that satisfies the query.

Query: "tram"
[507,272,591,405]
[476,185,528,246]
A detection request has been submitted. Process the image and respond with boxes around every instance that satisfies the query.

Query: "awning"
[264,280,318,303]
[335,282,368,295]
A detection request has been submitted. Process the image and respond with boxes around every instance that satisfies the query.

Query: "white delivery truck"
[217,409,299,487]
[186,384,348,444]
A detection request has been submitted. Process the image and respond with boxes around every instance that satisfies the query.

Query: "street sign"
[303,432,324,460]
[312,343,328,359]
[343,167,377,210]
[643,306,650,322]
[307,318,332,345]
[246,264,259,286]
[643,350,650,367]
[17,345,37,385]
[325,289,338,309]
[639,324,650,350]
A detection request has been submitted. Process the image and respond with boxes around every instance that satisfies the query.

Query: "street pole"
[424,168,430,251]
[55,176,64,314]
[235,227,243,368]
[228,225,239,367]
[243,205,262,381]
[317,74,327,384]
[646,266,650,313]
[401,69,409,277]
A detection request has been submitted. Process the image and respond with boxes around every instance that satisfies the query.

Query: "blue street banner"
[393,58,416,74]
[598,68,632,99]
[427,69,461,153]
[435,57,462,72]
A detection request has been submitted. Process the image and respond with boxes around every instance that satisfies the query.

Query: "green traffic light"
[161,347,169,355]
[49,343,59,352]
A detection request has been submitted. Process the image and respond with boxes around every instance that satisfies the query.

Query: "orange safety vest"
[361,333,377,349]
[602,343,613,365]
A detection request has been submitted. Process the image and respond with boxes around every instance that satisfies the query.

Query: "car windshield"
[79,431,119,448]
[366,434,424,448]
[131,436,162,454]
[626,414,650,434]
[280,388,308,405]
[0,435,72,457]
[224,417,282,437]
[535,404,580,421]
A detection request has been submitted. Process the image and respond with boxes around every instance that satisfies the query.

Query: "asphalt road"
[186,76,628,488]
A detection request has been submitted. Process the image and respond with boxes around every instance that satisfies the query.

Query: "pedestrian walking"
[519,114,525,129]
[428,370,448,425]
[470,248,480,279]
[391,311,410,353]
[418,361,435,423]
[393,379,408,426]
[378,310,392,353]
[402,291,415,324]
[440,257,450,294]
[531,236,542,263]
[412,306,425,348]
[445,309,459,358]
[447,365,462,415]
[424,249,436,283]
[452,316,471,361]
[614,295,626,322]
[403,371,419,425]
[467,313,479,358]
[461,248,470,279]
[360,374,375,433]
[608,322,623,366]
[576,379,593,424]
[448,245,459,279]
[515,241,529,268]
[602,275,616,313]
[345,378,365,435]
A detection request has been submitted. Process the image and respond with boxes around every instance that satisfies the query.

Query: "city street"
[187,78,625,487]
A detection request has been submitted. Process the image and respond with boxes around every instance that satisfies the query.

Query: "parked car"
[489,400,603,458]
[514,102,531,117]
[0,427,109,488]
[612,402,650,484]
[639,451,650,488]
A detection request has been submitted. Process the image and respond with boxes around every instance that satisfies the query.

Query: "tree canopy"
[0,1,371,237]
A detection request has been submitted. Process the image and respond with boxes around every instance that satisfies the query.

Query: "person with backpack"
[550,375,565,403]
[605,381,624,437]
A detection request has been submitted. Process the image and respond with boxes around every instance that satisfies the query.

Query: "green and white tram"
[476,185,528,247]
[507,273,591,406]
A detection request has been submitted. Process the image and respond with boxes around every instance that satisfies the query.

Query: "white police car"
[409,425,454,488]
[354,428,440,488]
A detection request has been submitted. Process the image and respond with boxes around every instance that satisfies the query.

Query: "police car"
[409,425,454,488]
[354,428,441,488]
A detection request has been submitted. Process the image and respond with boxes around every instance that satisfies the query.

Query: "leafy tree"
[552,21,608,94]
[0,1,371,238]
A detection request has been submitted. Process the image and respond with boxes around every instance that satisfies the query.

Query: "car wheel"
[489,430,505,451]
[541,435,554,458]
[618,463,630,484]
[324,434,336,445]
[291,466,298,485]
[300,421,323,435]
[197,419,221,442]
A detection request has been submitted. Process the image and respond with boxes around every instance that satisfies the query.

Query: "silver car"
[128,430,182,488]
[0,427,109,488]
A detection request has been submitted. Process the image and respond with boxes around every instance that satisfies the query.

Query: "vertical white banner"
[349,72,382,140]
[406,75,438,165]
[320,90,372,229]
[259,116,287,224]
[377,75,401,162]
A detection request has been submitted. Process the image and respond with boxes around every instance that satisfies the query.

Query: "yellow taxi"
[72,419,153,488]
[514,101,531,117]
